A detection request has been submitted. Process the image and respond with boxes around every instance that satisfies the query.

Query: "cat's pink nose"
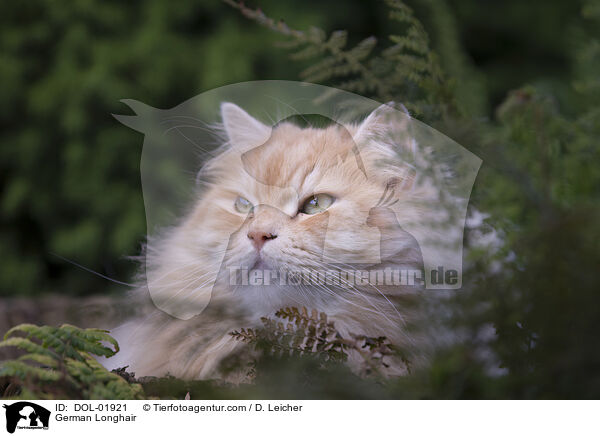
[247,231,278,251]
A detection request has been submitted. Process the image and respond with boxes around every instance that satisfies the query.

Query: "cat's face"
[195,127,383,309]
[147,103,420,319]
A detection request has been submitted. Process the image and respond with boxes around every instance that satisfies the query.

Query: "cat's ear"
[353,102,416,155]
[220,102,272,150]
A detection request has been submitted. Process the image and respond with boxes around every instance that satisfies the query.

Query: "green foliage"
[0,0,311,298]
[224,0,448,117]
[1,0,599,399]
[0,324,144,399]
[222,0,600,398]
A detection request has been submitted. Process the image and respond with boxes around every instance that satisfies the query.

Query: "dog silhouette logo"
[3,402,50,433]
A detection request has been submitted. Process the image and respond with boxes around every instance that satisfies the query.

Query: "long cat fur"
[105,102,459,380]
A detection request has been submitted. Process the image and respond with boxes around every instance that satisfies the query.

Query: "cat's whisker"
[289,258,402,327]
[146,262,220,287]
[295,248,409,318]
[116,101,430,378]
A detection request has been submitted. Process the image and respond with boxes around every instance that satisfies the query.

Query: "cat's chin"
[249,257,273,272]
[234,283,325,317]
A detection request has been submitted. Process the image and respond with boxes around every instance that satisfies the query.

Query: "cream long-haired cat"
[107,102,438,380]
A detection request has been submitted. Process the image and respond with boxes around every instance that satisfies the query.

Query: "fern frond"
[231,307,410,376]
[0,323,144,400]
[223,0,449,115]
[17,353,59,369]
[0,361,61,382]
[0,337,60,360]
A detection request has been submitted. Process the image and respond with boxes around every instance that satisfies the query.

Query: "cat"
[106,101,446,380]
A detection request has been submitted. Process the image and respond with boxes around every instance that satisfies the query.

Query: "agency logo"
[2,402,50,434]
[115,81,481,320]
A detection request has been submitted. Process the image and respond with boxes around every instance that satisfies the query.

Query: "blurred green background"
[0,0,589,297]
[0,0,588,297]
[1,0,599,398]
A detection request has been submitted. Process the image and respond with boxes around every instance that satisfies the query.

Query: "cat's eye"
[300,193,335,215]
[234,196,253,213]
